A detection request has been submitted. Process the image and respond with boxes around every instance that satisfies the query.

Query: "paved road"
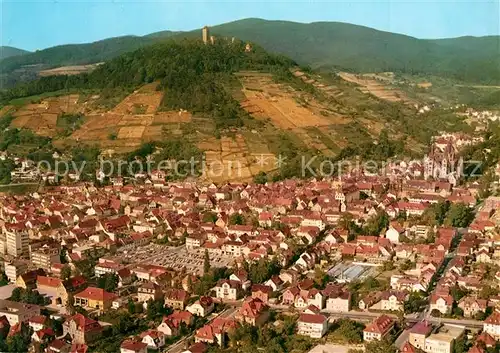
[321,310,484,329]
[166,307,238,353]
[395,330,410,349]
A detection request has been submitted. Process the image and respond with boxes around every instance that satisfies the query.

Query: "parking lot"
[119,244,233,276]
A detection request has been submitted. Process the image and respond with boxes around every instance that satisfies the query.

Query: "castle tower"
[202,26,210,44]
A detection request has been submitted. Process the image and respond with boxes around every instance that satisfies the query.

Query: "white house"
[140,330,166,350]
[483,311,500,339]
[297,313,328,338]
[186,297,215,317]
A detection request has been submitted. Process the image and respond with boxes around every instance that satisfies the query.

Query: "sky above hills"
[2,0,499,51]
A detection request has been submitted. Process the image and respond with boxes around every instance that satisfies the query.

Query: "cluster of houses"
[0,152,499,353]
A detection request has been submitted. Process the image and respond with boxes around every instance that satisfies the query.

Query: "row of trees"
[420,200,475,228]
[10,287,50,305]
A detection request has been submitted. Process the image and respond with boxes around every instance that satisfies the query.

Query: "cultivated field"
[38,63,103,77]
[338,72,415,104]
[9,95,84,136]
[240,74,333,129]
[4,82,193,153]
[199,133,276,183]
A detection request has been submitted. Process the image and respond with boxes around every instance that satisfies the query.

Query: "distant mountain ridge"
[0,46,30,60]
[1,19,499,84]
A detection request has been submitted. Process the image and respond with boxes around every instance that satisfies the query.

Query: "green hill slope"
[209,19,500,83]
[0,32,179,74]
[0,46,29,60]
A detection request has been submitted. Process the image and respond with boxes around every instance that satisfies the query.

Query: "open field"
[3,82,195,153]
[239,73,336,129]
[338,72,415,104]
[9,94,84,136]
[38,63,103,77]
[200,133,277,183]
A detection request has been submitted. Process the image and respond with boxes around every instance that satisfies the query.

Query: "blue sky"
[2,0,499,51]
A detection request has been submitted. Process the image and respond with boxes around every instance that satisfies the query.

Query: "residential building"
[140,330,166,350]
[483,311,500,339]
[5,228,29,257]
[62,313,102,344]
[120,340,148,353]
[137,282,163,303]
[157,311,193,336]
[4,260,28,283]
[380,291,409,312]
[30,247,60,271]
[251,284,272,304]
[409,321,433,350]
[164,289,189,310]
[458,297,488,318]
[235,298,269,327]
[297,313,328,338]
[429,294,453,315]
[73,287,118,312]
[363,315,395,341]
[0,300,41,325]
[214,280,243,300]
[424,324,464,353]
[187,296,214,317]
[325,288,351,313]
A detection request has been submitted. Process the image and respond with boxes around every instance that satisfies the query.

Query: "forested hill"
[208,19,500,84]
[0,46,30,60]
[0,32,179,74]
[0,39,295,128]
[1,19,499,84]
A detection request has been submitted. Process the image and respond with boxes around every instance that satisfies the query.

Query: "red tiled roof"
[37,276,62,288]
[298,313,326,324]
[364,315,394,335]
[120,340,147,352]
[74,287,118,302]
[484,311,500,325]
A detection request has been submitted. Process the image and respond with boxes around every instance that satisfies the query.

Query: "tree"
[399,259,413,272]
[61,265,72,281]
[59,248,68,264]
[450,285,468,302]
[453,336,469,353]
[382,261,395,271]
[445,203,474,228]
[430,309,442,317]
[127,299,136,314]
[314,267,329,287]
[452,306,464,317]
[365,339,397,353]
[404,292,426,314]
[327,318,365,344]
[47,318,63,336]
[202,212,217,224]
[97,273,119,292]
[229,214,245,225]
[479,285,499,300]
[253,171,268,185]
[363,211,389,236]
[10,287,22,301]
[203,249,211,275]
[0,272,9,286]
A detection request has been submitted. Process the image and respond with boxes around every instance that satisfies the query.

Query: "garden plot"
[239,74,334,129]
[200,134,276,182]
[338,72,414,104]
